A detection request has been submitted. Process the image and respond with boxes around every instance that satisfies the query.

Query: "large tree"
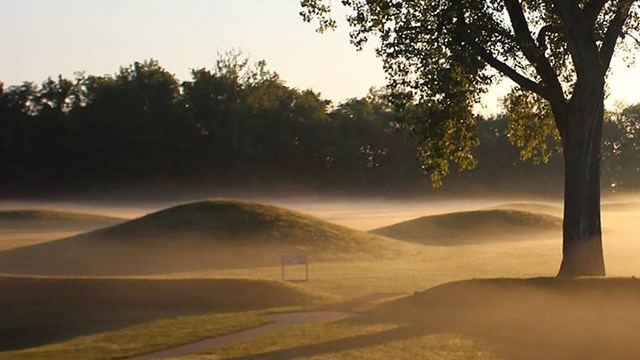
[301,0,640,276]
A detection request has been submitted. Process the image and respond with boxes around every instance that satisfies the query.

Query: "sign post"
[280,254,308,282]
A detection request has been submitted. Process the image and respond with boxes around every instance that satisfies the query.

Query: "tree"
[602,103,640,189]
[78,60,182,185]
[301,0,640,276]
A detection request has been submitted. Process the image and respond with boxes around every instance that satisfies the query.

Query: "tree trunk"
[557,89,606,277]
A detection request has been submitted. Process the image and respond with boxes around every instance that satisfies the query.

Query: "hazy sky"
[2,0,640,114]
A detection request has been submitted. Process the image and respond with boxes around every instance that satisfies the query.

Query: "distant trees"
[1,54,640,198]
[603,104,640,189]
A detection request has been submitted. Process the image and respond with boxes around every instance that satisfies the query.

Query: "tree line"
[1,54,639,197]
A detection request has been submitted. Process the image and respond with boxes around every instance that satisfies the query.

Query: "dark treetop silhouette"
[301,0,640,276]
[1,55,640,200]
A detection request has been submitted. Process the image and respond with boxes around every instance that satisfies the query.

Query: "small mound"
[95,199,383,247]
[602,201,640,212]
[0,199,402,275]
[370,278,640,360]
[487,202,562,214]
[0,209,124,231]
[0,276,313,351]
[372,209,561,245]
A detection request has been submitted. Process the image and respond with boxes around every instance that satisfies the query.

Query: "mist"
[2,192,640,275]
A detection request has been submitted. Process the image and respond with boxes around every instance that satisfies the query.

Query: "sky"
[1,0,640,114]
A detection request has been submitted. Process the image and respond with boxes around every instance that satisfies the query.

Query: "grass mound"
[602,201,640,212]
[94,199,387,247]
[0,276,313,351]
[487,202,562,214]
[369,278,640,360]
[0,199,402,275]
[0,209,124,231]
[372,209,561,245]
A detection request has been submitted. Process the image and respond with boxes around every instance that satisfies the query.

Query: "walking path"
[127,311,357,360]
[127,292,399,360]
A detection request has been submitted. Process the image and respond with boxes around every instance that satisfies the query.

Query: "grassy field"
[0,230,80,251]
[0,276,315,351]
[176,237,563,301]
[180,320,499,360]
[0,312,268,360]
[372,209,561,245]
[0,209,125,251]
[1,198,640,359]
[0,209,124,230]
[486,202,563,215]
[0,199,410,275]
[176,278,640,360]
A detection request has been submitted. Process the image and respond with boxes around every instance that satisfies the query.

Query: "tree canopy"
[1,54,640,198]
[301,0,640,276]
[301,0,640,184]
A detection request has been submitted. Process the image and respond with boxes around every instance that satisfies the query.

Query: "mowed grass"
[0,209,124,231]
[0,232,565,359]
[81,199,396,252]
[486,202,562,215]
[0,209,125,251]
[2,199,640,359]
[184,238,562,301]
[0,234,564,359]
[180,278,640,360]
[0,276,315,351]
[0,199,409,275]
[0,230,79,251]
[601,200,640,212]
[0,312,267,360]
[367,277,640,360]
[372,209,561,245]
[180,321,498,360]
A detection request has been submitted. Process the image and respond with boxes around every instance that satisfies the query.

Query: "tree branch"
[536,25,556,51]
[552,0,602,78]
[473,43,549,99]
[600,0,635,71]
[583,0,610,24]
[504,0,566,103]
[455,3,552,102]
[622,30,640,45]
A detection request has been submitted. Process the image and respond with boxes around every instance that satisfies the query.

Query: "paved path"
[127,292,400,360]
[127,311,358,360]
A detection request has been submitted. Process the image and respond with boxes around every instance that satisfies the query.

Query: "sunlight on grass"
[372,209,561,245]
[0,312,267,360]
[178,320,499,360]
[0,231,79,251]
[0,277,315,352]
[1,199,640,359]
[171,239,561,300]
[304,334,501,360]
